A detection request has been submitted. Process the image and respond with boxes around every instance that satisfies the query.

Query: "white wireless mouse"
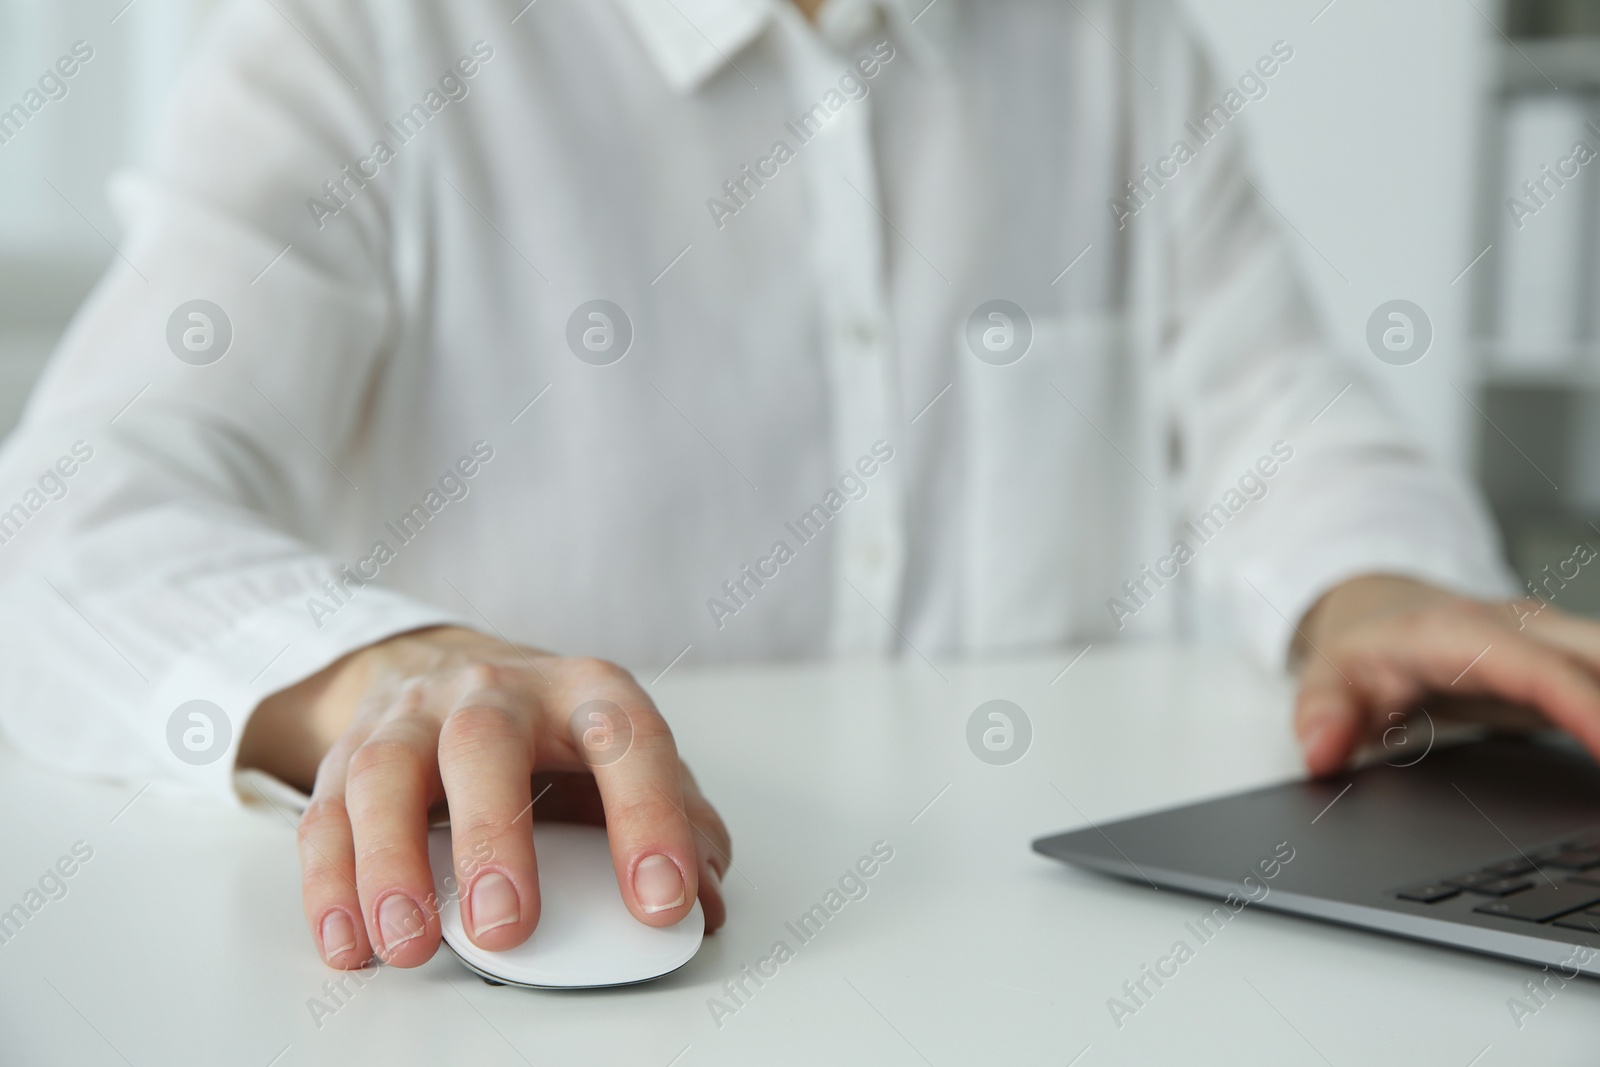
[427,823,704,989]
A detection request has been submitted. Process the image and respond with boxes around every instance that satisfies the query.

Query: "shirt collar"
[610,0,773,94]
[612,0,950,94]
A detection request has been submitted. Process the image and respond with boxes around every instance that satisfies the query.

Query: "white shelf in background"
[1500,37,1600,93]
[1478,341,1600,388]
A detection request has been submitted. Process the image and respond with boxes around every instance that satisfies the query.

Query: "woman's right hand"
[238,626,730,968]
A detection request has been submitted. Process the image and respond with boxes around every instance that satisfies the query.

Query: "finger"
[1301,644,1428,769]
[437,696,540,951]
[1410,630,1600,759]
[297,740,374,969]
[1521,606,1600,676]
[345,700,445,967]
[551,663,699,927]
[682,774,730,933]
[1293,652,1366,777]
[679,763,733,872]
[695,849,726,933]
[526,765,730,930]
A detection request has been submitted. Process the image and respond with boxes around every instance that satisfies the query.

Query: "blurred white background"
[1,0,1596,610]
[1187,0,1490,463]
[0,0,214,428]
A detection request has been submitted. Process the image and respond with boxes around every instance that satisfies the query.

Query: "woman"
[1,0,1595,973]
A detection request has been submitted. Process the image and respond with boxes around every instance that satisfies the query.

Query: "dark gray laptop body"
[1033,734,1600,975]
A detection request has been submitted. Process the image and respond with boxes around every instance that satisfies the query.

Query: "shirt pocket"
[955,311,1165,650]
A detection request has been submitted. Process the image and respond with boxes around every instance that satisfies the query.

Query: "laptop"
[1032,732,1600,975]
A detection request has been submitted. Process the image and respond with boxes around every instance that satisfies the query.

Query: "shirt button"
[858,538,886,568]
[845,318,880,350]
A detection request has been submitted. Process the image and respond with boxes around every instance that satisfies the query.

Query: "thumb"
[1293,654,1363,777]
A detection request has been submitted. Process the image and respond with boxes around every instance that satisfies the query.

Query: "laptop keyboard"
[1396,830,1600,929]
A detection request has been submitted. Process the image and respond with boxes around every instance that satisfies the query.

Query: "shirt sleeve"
[1138,21,1518,667]
[0,0,464,803]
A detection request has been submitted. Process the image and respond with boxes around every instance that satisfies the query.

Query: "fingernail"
[320,909,356,960]
[470,871,520,937]
[378,894,425,952]
[634,854,686,913]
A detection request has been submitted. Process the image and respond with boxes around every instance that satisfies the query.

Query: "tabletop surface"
[1,643,1597,1066]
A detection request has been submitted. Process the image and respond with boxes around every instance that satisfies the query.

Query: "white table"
[1,643,1596,1065]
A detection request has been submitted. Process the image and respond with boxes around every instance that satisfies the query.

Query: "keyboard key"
[1396,883,1459,904]
[1447,871,1533,895]
[1447,870,1512,891]
[1562,831,1600,851]
[1546,850,1600,870]
[1474,882,1600,922]
[1480,858,1535,877]
[1552,910,1600,935]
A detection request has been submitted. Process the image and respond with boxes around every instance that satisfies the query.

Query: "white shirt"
[0,0,1511,799]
